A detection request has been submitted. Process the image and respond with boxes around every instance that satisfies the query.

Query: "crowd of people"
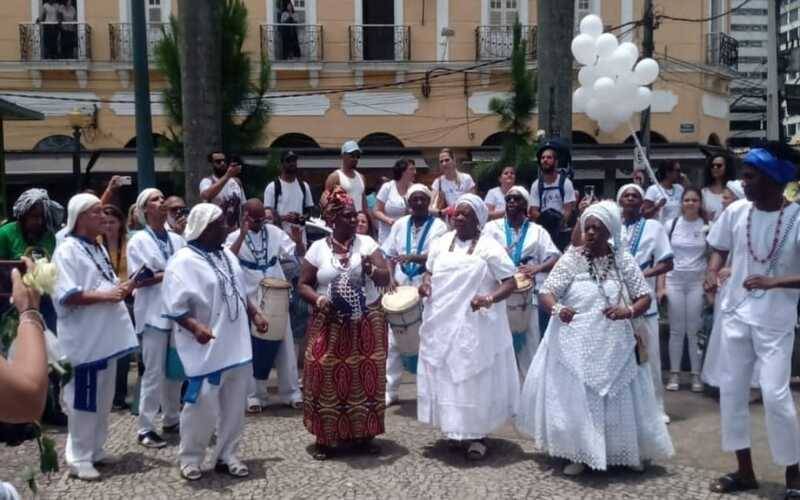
[1,138,800,498]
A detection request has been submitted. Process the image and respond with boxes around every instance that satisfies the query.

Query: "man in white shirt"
[705,145,800,497]
[199,151,246,231]
[263,150,314,236]
[324,140,367,211]
[529,144,576,250]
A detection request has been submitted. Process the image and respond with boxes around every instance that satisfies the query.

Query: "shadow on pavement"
[421,438,536,469]
[184,457,277,492]
[89,451,174,479]
[302,438,410,470]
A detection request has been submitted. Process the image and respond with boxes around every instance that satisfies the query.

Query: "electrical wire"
[658,0,753,23]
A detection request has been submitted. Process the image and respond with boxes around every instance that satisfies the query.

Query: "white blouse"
[305,234,381,304]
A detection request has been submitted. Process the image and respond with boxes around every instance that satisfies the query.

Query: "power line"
[658,0,752,23]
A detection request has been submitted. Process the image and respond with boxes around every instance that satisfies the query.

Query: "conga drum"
[252,278,291,381]
[381,286,422,357]
[507,272,534,334]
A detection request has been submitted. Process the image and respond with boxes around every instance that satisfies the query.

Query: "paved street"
[0,373,792,499]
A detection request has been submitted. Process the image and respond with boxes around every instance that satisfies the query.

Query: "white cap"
[341,140,361,155]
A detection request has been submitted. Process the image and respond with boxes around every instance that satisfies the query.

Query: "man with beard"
[199,151,246,231]
[324,140,368,212]
[164,196,189,235]
[528,144,576,250]
[263,150,314,237]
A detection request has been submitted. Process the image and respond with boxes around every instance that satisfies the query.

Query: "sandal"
[246,400,262,414]
[180,464,202,481]
[312,445,333,461]
[465,439,487,461]
[214,460,249,478]
[709,472,759,493]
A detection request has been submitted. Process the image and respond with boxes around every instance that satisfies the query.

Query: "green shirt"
[0,221,56,260]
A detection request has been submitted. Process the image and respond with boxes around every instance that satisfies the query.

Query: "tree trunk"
[179,0,222,205]
[536,0,574,140]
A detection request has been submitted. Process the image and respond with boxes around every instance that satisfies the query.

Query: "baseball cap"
[281,150,298,162]
[341,140,361,155]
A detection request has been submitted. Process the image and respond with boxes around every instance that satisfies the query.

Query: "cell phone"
[583,185,595,200]
[118,176,133,186]
[0,260,26,299]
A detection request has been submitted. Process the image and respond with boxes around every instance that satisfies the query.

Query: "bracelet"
[552,303,564,317]
[20,309,45,329]
[627,305,635,319]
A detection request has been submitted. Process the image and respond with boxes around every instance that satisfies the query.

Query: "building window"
[489,0,519,25]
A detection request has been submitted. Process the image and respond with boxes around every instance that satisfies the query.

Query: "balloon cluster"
[571,15,660,133]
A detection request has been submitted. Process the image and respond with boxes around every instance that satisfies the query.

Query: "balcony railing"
[260,24,323,63]
[349,25,410,62]
[707,32,739,72]
[475,25,538,61]
[20,22,91,62]
[109,23,171,63]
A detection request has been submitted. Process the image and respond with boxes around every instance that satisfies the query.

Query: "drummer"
[483,185,559,373]
[380,184,448,406]
[225,199,304,412]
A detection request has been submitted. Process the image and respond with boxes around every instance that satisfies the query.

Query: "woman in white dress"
[702,155,735,222]
[417,194,520,460]
[517,201,674,476]
[430,148,476,213]
[643,160,685,224]
[373,159,415,243]
[485,166,516,220]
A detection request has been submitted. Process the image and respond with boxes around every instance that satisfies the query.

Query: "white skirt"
[417,345,520,440]
[516,331,674,470]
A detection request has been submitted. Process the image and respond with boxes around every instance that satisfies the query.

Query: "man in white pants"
[127,188,186,448]
[706,145,800,497]
[380,184,448,405]
[163,203,268,481]
[225,199,303,411]
[54,194,138,480]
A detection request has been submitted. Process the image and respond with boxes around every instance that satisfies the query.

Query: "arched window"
[33,134,82,152]
[358,132,404,148]
[624,131,668,144]
[571,130,597,144]
[270,133,320,148]
[481,131,513,146]
[125,134,167,149]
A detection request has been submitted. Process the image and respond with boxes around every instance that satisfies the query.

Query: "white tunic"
[162,246,252,378]
[620,218,672,316]
[304,234,380,304]
[645,183,684,225]
[375,181,409,243]
[380,215,448,286]
[336,170,366,211]
[431,172,476,208]
[126,227,186,333]
[224,225,296,301]
[53,236,138,366]
[707,199,800,331]
[483,218,561,288]
[484,186,508,213]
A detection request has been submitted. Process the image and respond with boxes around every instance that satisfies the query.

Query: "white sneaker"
[662,413,671,424]
[69,463,100,481]
[563,462,586,476]
[665,373,680,391]
[691,374,703,393]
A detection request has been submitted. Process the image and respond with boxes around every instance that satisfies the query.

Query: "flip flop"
[709,473,759,493]
[466,440,487,461]
[246,403,262,414]
[180,464,202,481]
[214,460,249,478]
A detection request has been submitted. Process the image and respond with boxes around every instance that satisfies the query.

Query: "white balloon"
[592,76,616,100]
[573,87,590,112]
[633,58,659,85]
[633,86,653,111]
[571,34,597,65]
[586,98,604,121]
[594,56,615,78]
[618,42,639,66]
[595,33,619,59]
[598,118,620,134]
[580,14,604,38]
[578,65,597,87]
[609,46,635,75]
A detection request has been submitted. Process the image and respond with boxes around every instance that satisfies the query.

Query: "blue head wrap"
[743,148,796,185]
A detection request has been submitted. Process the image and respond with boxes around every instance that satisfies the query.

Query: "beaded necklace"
[73,236,117,284]
[746,201,787,264]
[327,236,354,272]
[504,217,530,266]
[449,233,478,255]
[583,247,622,307]
[189,244,244,321]
[402,216,433,279]
[144,225,174,262]
[245,225,270,266]
[621,218,646,256]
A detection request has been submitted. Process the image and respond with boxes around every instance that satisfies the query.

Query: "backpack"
[537,173,567,210]
[273,178,309,213]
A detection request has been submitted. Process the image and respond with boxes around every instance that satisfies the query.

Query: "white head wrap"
[506,185,531,204]
[616,183,645,204]
[580,200,623,254]
[184,203,223,242]
[726,180,745,201]
[65,193,101,235]
[455,193,489,228]
[405,183,432,202]
[136,188,162,225]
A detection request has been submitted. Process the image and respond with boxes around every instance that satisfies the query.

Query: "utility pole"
[131,0,156,189]
[639,0,655,158]
[537,0,574,140]
[766,0,781,141]
[179,0,222,205]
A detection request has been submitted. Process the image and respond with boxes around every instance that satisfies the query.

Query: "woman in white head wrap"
[516,199,674,476]
[483,185,560,374]
[414,193,520,460]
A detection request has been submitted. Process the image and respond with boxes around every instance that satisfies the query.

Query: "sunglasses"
[212,158,226,164]
[348,152,361,159]
[171,207,189,217]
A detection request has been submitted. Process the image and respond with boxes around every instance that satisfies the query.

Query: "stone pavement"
[0,374,790,499]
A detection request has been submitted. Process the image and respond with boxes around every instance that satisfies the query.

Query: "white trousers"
[62,358,117,466]
[138,329,182,434]
[643,314,665,413]
[386,326,404,399]
[719,315,800,465]
[248,325,302,405]
[179,364,249,468]
[666,274,704,374]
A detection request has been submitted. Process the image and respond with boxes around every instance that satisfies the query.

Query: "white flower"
[22,258,58,295]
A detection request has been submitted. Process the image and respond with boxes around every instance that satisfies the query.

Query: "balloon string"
[627,120,667,199]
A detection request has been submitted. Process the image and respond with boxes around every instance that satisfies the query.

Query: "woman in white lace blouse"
[516,201,674,476]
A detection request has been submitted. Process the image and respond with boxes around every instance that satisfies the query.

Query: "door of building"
[363,0,394,60]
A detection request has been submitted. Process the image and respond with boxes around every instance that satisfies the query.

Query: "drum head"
[261,277,291,289]
[514,273,533,292]
[382,286,420,312]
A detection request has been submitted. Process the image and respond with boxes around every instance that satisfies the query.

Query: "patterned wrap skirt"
[302,302,387,445]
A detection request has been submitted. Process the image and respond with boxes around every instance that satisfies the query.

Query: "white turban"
[455,193,489,228]
[580,200,623,254]
[136,188,162,225]
[506,185,531,204]
[405,183,432,202]
[726,180,745,201]
[616,183,645,204]
[65,193,101,235]
[184,203,223,242]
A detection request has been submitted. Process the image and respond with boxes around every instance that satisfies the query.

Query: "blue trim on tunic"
[137,323,172,335]
[59,287,82,305]
[183,359,253,404]
[72,346,138,412]
[162,311,190,321]
[251,336,282,380]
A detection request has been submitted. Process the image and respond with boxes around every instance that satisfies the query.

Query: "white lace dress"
[516,247,674,470]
